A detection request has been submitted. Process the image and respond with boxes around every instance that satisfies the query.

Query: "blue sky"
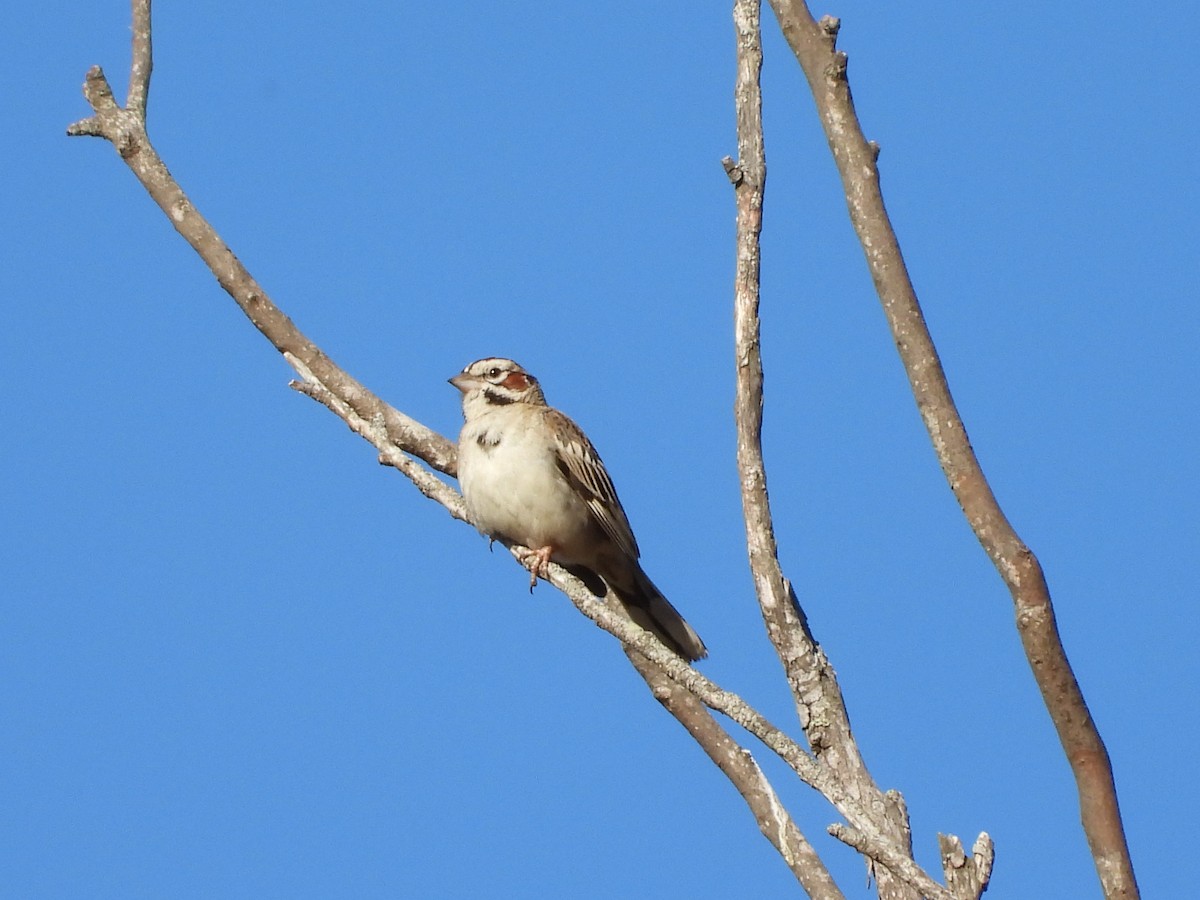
[5,2,1196,897]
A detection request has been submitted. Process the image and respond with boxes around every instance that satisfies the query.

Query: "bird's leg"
[516,545,554,592]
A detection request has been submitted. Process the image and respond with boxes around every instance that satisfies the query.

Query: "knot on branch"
[826,51,849,83]
[722,156,744,186]
[819,15,841,46]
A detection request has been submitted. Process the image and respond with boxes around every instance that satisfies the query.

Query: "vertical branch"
[727,0,783,658]
[127,0,152,119]
[763,3,1139,898]
[727,0,824,759]
[725,4,923,898]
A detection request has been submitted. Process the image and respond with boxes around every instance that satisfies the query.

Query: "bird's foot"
[517,545,554,592]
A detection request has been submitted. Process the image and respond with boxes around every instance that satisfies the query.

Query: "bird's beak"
[449,372,477,393]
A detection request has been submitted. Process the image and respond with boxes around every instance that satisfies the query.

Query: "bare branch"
[827,825,956,900]
[762,2,1139,897]
[728,3,928,897]
[625,651,844,900]
[286,361,468,520]
[66,6,457,481]
[729,0,798,693]
[127,0,152,118]
[535,552,957,899]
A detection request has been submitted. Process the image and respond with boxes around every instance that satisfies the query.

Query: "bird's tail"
[562,563,708,661]
[621,569,708,662]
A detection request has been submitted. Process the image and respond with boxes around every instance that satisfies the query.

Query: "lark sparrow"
[450,358,708,662]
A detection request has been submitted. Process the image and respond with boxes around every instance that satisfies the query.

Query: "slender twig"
[520,547,953,900]
[728,0,798,709]
[127,0,152,118]
[728,4,933,898]
[625,651,844,900]
[67,6,456,480]
[286,358,469,519]
[727,0,874,804]
[763,3,1137,898]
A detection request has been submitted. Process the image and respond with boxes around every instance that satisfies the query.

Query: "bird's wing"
[547,408,641,561]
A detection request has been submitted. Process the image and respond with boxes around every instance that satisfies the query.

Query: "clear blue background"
[5,2,1195,897]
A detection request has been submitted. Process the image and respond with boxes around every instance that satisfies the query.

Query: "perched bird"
[450,357,707,661]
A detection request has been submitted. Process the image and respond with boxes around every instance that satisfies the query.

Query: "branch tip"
[938,831,993,899]
[66,117,103,138]
[82,65,117,108]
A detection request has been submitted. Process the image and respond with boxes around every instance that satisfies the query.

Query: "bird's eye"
[486,367,501,379]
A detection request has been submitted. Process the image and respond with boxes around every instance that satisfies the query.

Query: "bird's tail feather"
[563,564,708,661]
[624,570,708,662]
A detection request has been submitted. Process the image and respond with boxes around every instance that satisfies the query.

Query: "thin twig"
[286,360,469,520]
[127,0,152,118]
[536,552,954,900]
[625,651,844,900]
[762,3,1138,898]
[728,3,926,898]
[67,6,457,479]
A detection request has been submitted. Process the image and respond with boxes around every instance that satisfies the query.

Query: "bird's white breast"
[457,406,592,560]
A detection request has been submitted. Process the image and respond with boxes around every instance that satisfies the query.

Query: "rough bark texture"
[626,650,844,900]
[726,2,940,897]
[762,3,1139,898]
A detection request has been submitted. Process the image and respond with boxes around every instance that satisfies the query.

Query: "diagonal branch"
[762,3,1138,898]
[67,5,456,480]
[286,357,469,518]
[540,560,957,900]
[625,651,844,900]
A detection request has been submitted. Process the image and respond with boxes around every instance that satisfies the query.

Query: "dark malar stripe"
[482,389,516,406]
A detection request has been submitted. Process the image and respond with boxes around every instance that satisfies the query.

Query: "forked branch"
[67,2,456,478]
[725,2,985,898]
